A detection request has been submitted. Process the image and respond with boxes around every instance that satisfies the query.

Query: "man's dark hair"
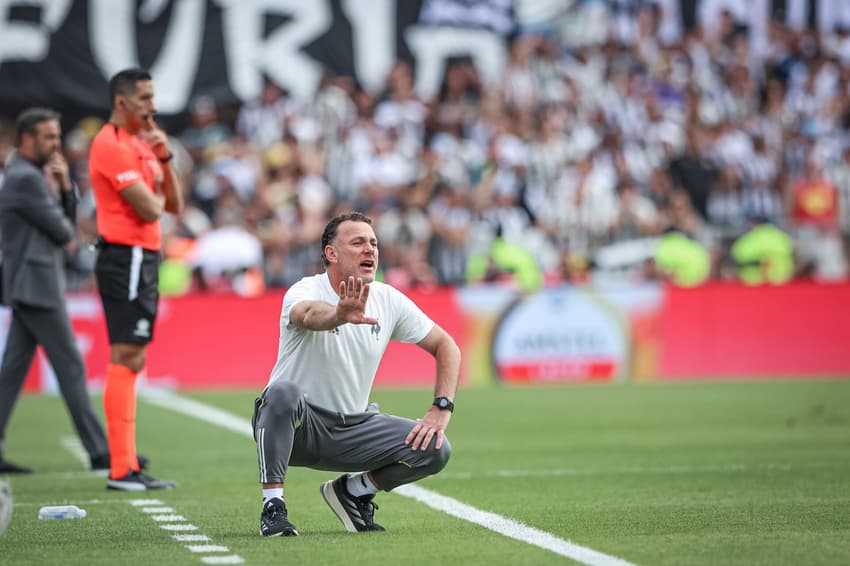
[109,68,152,104]
[15,107,60,146]
[321,211,373,266]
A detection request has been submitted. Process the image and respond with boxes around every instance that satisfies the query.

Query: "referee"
[88,68,184,490]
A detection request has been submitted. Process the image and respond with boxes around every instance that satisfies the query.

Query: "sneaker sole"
[320,480,358,533]
[106,480,148,491]
[106,480,176,491]
[260,527,299,537]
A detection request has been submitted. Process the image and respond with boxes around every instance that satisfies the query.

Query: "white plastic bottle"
[38,505,87,520]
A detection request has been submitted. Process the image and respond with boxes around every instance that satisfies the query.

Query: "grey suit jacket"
[0,154,77,309]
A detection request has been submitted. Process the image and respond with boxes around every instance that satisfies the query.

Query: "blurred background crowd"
[2,0,850,296]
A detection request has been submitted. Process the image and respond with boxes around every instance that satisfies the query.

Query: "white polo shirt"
[267,272,434,414]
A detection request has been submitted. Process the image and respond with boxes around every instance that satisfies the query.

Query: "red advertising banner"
[6,281,849,391]
[9,288,464,392]
[659,282,850,378]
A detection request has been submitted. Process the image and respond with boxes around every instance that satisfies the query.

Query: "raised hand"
[45,153,71,190]
[336,276,378,325]
[138,118,171,161]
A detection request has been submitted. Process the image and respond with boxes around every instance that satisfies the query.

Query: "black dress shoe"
[90,453,150,472]
[0,459,34,474]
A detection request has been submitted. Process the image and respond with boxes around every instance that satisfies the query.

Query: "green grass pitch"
[1,380,849,565]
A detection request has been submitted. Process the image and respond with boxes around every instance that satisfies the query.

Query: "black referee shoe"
[320,475,385,532]
[260,497,299,537]
[107,469,176,491]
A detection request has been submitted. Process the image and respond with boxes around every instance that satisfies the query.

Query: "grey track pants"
[253,380,451,491]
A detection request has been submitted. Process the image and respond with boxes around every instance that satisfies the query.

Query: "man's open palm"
[337,277,379,325]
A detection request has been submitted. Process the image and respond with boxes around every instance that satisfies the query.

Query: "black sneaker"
[91,453,150,472]
[260,497,299,537]
[0,459,33,475]
[320,475,385,532]
[107,469,176,491]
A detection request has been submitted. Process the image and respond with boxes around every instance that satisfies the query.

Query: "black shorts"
[95,241,160,345]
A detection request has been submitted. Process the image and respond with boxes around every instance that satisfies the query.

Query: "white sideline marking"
[142,507,175,514]
[187,545,230,553]
[130,499,164,506]
[22,492,243,562]
[160,524,199,531]
[396,484,635,566]
[140,390,253,437]
[152,514,187,522]
[173,534,212,542]
[141,391,637,565]
[129,498,244,563]
[60,436,90,469]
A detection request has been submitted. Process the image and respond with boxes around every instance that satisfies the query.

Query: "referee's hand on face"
[138,119,171,161]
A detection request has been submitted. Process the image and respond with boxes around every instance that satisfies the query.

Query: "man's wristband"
[432,396,454,412]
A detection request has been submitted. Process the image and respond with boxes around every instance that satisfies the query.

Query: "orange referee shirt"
[89,124,163,250]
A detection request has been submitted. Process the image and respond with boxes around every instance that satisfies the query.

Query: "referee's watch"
[432,396,454,412]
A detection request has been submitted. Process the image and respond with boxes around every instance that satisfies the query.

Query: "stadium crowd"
[3,4,850,294]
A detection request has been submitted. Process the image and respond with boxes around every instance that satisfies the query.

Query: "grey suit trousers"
[253,380,451,490]
[0,303,108,461]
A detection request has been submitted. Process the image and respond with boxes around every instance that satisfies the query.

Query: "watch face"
[438,398,448,408]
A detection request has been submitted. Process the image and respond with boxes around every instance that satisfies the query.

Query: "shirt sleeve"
[90,136,143,191]
[282,278,321,328]
[388,286,434,344]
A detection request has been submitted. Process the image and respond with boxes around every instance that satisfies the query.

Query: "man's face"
[327,221,379,283]
[118,80,156,131]
[29,119,61,166]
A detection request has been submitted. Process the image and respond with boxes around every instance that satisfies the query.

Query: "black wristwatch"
[432,396,454,412]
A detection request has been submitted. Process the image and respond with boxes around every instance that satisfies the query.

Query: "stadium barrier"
[2,281,848,392]
[659,282,850,378]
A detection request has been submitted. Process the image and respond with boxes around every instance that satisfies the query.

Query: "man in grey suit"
[0,108,109,474]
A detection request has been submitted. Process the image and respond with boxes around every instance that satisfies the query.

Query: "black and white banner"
[0,0,421,115]
[0,0,845,119]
